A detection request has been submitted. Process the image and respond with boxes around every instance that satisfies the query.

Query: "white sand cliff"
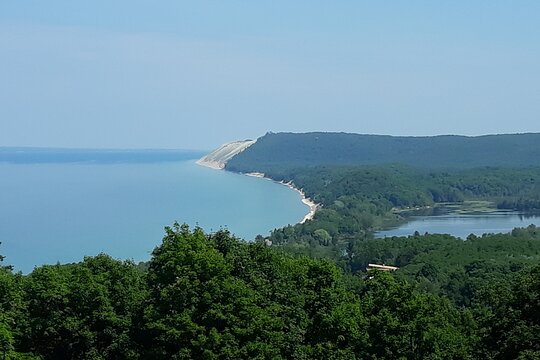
[196,140,256,169]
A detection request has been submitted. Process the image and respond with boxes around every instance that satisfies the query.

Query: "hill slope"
[225,132,540,172]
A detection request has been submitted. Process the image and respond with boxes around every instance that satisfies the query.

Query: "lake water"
[0,150,309,272]
[375,212,540,239]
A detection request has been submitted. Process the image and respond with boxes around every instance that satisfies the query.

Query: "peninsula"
[197,131,540,226]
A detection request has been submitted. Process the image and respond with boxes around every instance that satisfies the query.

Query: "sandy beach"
[281,181,319,223]
[197,163,320,225]
[244,172,265,178]
[245,172,319,223]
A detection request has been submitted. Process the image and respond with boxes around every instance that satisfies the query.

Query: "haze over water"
[0,150,309,273]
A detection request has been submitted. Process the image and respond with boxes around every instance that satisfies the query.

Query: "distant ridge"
[224,132,540,172]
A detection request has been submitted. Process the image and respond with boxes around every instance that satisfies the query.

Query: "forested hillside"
[2,224,540,359]
[262,165,540,256]
[194,132,540,359]
[226,132,540,171]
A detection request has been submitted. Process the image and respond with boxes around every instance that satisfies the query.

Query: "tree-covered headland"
[227,132,540,265]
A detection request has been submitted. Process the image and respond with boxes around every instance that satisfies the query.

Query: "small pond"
[375,204,540,239]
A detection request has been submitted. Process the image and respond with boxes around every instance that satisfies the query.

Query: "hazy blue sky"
[1,1,539,149]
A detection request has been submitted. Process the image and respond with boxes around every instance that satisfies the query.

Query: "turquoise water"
[0,154,308,272]
[375,212,540,239]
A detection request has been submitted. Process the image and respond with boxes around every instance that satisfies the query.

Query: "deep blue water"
[375,212,540,239]
[0,149,308,272]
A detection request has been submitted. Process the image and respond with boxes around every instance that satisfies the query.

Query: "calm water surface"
[376,212,540,239]
[0,154,308,272]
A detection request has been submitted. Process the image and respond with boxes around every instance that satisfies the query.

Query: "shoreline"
[196,160,319,224]
[279,180,319,224]
[243,172,319,224]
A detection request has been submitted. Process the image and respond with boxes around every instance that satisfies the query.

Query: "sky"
[1,1,539,150]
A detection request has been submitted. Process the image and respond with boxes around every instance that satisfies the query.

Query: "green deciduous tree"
[20,254,145,359]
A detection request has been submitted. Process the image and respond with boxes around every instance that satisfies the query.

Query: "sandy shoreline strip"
[244,172,265,178]
[286,182,319,224]
[195,158,320,224]
[245,172,319,224]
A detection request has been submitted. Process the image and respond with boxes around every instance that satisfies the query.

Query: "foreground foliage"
[2,225,540,359]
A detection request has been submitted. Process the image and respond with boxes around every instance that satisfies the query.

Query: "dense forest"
[258,165,540,262]
[226,132,540,170]
[2,224,540,359]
